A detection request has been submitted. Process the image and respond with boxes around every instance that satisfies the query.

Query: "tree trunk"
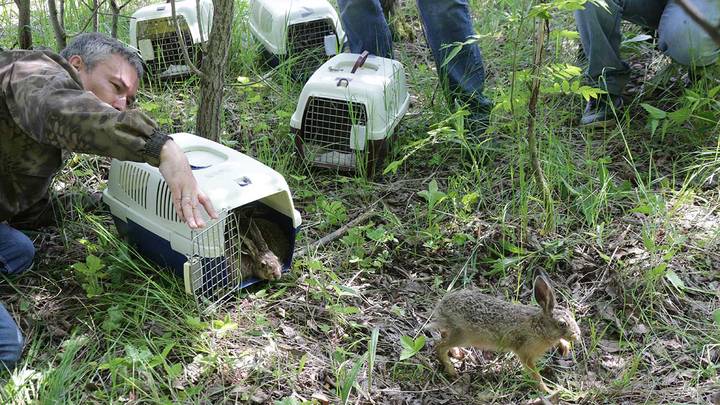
[196,0,234,141]
[48,0,67,50]
[110,0,119,38]
[109,0,131,39]
[91,0,99,32]
[14,0,32,49]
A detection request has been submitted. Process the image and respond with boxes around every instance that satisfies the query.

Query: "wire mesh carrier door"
[185,206,291,305]
[136,16,201,77]
[286,18,338,80]
[130,0,212,79]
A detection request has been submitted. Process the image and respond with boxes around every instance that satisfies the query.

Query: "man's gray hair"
[60,33,144,79]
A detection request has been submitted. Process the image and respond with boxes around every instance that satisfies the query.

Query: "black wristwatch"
[143,130,172,166]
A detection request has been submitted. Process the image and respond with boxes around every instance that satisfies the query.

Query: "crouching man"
[0,33,217,370]
[576,0,720,126]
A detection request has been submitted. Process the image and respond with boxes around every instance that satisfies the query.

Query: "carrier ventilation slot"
[118,163,149,208]
[301,96,367,154]
[155,181,181,223]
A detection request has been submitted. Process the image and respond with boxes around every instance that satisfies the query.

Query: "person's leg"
[416,0,492,116]
[657,0,720,67]
[575,0,666,96]
[0,305,23,371]
[575,0,667,125]
[337,0,393,58]
[0,223,35,370]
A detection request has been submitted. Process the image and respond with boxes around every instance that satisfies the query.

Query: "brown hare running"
[432,276,581,392]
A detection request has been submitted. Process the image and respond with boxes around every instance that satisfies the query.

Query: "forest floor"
[1,1,719,404]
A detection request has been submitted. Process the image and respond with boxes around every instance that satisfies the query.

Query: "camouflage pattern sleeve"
[1,52,166,166]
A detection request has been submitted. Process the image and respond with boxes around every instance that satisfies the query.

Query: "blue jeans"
[576,0,720,95]
[337,0,493,113]
[0,223,34,370]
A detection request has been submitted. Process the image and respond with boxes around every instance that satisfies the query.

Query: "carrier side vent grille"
[155,180,181,223]
[118,163,149,208]
[301,97,367,153]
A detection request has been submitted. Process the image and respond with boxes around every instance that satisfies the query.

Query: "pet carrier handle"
[351,51,370,74]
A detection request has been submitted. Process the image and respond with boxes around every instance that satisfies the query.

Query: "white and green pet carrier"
[129,0,212,78]
[290,52,409,174]
[102,133,301,304]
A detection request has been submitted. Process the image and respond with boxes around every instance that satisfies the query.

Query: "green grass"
[1,0,720,403]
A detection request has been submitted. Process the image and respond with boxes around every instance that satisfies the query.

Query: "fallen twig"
[295,210,378,257]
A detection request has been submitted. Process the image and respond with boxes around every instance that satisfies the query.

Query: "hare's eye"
[558,320,567,328]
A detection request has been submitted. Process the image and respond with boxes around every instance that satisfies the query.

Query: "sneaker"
[580,95,623,127]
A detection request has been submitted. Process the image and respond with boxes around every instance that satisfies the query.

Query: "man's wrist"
[143,130,172,166]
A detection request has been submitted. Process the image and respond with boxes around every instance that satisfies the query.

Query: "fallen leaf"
[599,339,622,353]
[311,392,330,405]
[631,323,648,335]
[600,354,626,371]
[250,390,268,403]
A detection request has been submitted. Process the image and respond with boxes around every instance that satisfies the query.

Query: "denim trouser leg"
[576,0,720,95]
[658,1,720,67]
[575,0,667,95]
[0,223,35,370]
[416,0,492,111]
[337,0,394,58]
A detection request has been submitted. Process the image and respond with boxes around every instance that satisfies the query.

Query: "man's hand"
[158,140,218,228]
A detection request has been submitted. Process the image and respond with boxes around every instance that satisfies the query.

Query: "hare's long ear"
[534,276,556,314]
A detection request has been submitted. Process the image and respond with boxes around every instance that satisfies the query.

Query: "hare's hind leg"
[517,354,550,393]
[435,329,463,377]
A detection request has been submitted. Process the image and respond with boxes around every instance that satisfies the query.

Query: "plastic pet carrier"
[290,52,409,174]
[129,0,212,79]
[102,133,302,304]
[248,0,345,78]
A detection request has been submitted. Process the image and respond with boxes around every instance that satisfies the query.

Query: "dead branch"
[295,211,378,257]
[170,0,206,79]
[674,0,720,47]
[527,12,554,232]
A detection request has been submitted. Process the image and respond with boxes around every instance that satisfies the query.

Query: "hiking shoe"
[580,95,623,127]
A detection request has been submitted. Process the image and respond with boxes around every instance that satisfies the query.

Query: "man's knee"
[338,0,382,18]
[0,225,35,275]
[0,308,24,371]
[0,332,23,371]
[659,1,720,66]
[575,0,621,21]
